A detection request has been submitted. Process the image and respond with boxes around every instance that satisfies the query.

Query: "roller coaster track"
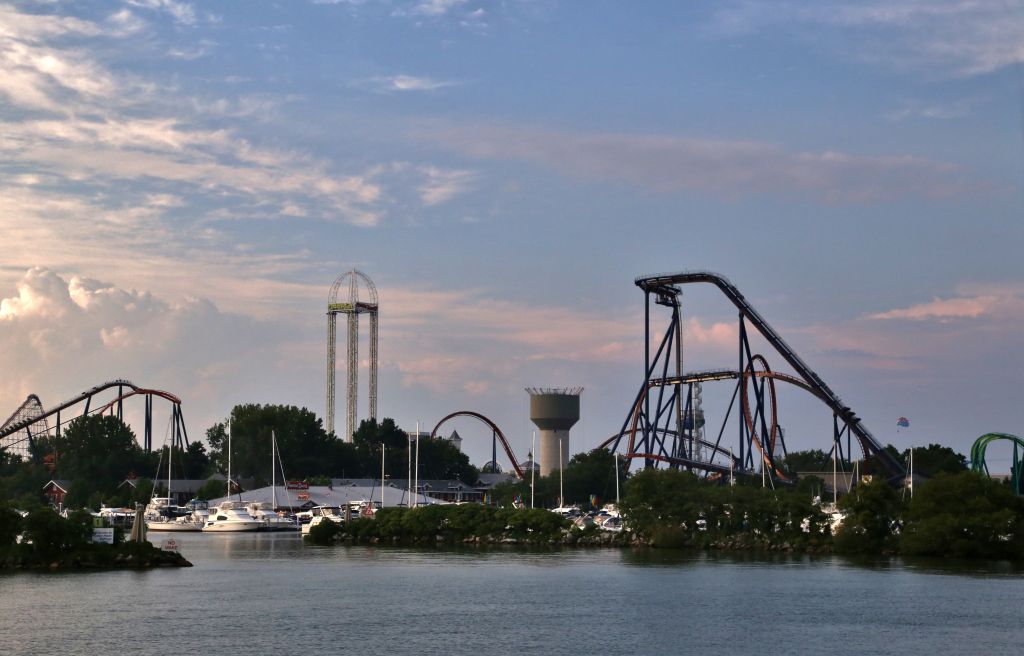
[634,271,905,479]
[970,432,1024,495]
[430,411,525,479]
[0,379,186,457]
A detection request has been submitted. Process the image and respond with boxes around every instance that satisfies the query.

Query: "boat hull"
[147,521,201,532]
[202,521,262,532]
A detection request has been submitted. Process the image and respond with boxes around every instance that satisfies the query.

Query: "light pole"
[530,430,536,509]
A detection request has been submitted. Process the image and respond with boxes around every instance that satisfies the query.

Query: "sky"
[1,0,1023,473]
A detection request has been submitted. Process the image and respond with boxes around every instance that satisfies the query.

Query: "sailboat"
[203,419,262,532]
[146,430,201,532]
[247,430,299,532]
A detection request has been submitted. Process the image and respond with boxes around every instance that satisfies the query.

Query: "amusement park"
[2,268,1022,560]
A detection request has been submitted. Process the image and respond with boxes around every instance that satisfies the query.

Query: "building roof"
[209,482,448,509]
[118,477,223,491]
[476,472,517,488]
[43,479,72,492]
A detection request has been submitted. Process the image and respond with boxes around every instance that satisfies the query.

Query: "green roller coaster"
[970,433,1024,496]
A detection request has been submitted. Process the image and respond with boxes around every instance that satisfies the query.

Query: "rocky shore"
[1,543,193,572]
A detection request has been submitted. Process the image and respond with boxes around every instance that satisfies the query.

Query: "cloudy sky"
[1,0,1022,471]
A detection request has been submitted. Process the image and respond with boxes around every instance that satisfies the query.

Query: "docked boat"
[248,430,300,532]
[145,496,202,532]
[300,505,345,534]
[248,501,299,532]
[202,500,263,532]
[145,427,203,531]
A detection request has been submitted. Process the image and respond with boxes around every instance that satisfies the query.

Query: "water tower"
[326,270,378,441]
[527,387,582,476]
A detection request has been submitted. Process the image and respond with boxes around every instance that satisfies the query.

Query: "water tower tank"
[526,388,582,477]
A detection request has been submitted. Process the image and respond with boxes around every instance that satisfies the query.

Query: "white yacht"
[300,505,345,535]
[146,497,202,532]
[202,500,263,532]
[247,501,299,532]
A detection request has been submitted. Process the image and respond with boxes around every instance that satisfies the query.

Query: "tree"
[31,415,154,504]
[196,478,227,501]
[352,418,479,484]
[0,503,22,547]
[20,507,93,559]
[834,478,904,555]
[488,450,626,509]
[900,471,1024,559]
[903,444,967,477]
[562,449,625,507]
[182,441,212,479]
[783,449,832,473]
[207,404,358,483]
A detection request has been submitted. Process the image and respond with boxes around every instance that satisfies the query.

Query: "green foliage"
[305,518,344,545]
[25,415,155,507]
[0,459,54,507]
[196,478,227,501]
[129,478,156,505]
[488,449,626,508]
[0,504,22,546]
[207,404,357,483]
[903,444,968,477]
[900,471,1024,559]
[352,418,479,485]
[782,449,832,473]
[620,468,830,550]
[339,505,569,545]
[20,508,93,559]
[834,478,904,555]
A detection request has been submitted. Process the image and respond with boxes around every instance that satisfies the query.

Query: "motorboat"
[247,502,299,532]
[202,500,263,532]
[97,504,136,528]
[145,496,201,531]
[300,505,345,535]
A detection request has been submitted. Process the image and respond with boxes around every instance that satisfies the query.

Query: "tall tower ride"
[326,270,378,441]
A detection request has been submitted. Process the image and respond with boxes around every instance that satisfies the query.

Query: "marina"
[2,535,1023,656]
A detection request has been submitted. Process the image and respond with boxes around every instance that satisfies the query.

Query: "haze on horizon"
[1,0,1022,471]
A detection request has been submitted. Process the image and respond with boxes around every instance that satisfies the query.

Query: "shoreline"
[0,542,193,572]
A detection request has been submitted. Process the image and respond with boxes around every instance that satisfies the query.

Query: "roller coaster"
[0,379,189,461]
[971,433,1024,495]
[602,271,906,482]
[430,411,525,479]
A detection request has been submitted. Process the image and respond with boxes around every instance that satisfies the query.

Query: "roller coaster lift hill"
[602,271,906,482]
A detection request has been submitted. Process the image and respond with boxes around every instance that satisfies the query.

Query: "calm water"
[2,534,1023,655]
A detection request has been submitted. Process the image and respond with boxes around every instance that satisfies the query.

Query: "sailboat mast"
[614,452,620,506]
[227,418,232,499]
[272,430,277,508]
[167,430,173,504]
[832,439,837,506]
[559,437,564,508]
[530,430,536,509]
[414,421,420,509]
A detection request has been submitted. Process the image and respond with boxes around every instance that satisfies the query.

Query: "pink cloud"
[420,123,982,203]
[868,295,999,321]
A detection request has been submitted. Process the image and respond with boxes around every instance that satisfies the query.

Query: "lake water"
[2,534,1023,655]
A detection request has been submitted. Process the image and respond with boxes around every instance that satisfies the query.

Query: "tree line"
[0,404,478,509]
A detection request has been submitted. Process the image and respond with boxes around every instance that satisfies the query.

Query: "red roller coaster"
[0,379,189,460]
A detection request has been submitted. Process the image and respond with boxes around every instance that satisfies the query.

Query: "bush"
[0,504,22,546]
[305,519,343,545]
[20,508,93,559]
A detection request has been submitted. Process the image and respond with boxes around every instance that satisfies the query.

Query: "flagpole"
[414,421,420,509]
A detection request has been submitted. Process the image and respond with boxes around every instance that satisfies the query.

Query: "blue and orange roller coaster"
[970,433,1024,495]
